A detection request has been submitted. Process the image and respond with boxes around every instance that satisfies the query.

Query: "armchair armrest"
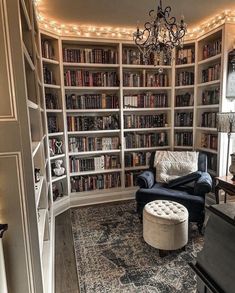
[167,171,202,188]
[194,172,212,196]
[136,170,155,189]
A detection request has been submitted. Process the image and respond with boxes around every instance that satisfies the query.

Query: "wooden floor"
[55,210,79,293]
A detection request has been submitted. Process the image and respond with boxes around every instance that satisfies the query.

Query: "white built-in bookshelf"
[19,0,52,292]
[39,26,230,211]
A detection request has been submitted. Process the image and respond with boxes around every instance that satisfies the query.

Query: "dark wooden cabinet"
[191,203,235,293]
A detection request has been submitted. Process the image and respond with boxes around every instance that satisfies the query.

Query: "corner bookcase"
[39,24,234,214]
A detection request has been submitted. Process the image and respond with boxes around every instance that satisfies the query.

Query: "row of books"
[176,71,194,86]
[125,170,142,187]
[124,93,168,108]
[63,47,118,64]
[69,155,120,173]
[201,111,217,128]
[202,39,222,60]
[68,136,120,152]
[70,173,121,192]
[176,48,195,65]
[43,66,55,85]
[125,152,151,167]
[201,87,220,105]
[175,112,193,127]
[124,114,168,129]
[122,48,170,65]
[64,70,119,87]
[146,72,169,87]
[201,133,218,150]
[175,92,194,107]
[47,116,59,133]
[174,132,193,146]
[66,93,119,109]
[124,132,168,148]
[123,72,169,87]
[45,92,60,109]
[123,72,143,87]
[67,115,119,131]
[41,40,55,60]
[201,63,221,83]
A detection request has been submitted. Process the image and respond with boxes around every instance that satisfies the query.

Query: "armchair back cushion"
[154,151,199,183]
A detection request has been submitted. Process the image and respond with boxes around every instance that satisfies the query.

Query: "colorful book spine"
[63,47,118,64]
[66,93,119,109]
[124,93,168,108]
[70,172,121,192]
[124,132,168,148]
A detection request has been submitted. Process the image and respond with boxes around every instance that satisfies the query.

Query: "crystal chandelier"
[133,0,187,65]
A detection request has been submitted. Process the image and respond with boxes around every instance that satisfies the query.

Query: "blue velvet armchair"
[135,152,212,232]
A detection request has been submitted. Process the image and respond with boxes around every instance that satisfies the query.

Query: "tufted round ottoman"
[143,200,188,251]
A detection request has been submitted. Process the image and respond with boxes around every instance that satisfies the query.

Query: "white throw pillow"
[154,151,199,183]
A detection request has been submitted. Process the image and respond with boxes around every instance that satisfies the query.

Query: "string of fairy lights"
[34,0,235,40]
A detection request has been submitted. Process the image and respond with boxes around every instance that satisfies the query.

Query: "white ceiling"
[38,0,235,29]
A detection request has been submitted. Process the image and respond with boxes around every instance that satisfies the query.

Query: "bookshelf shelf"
[123,107,171,112]
[63,62,119,68]
[175,85,194,90]
[46,109,63,113]
[70,187,125,197]
[124,127,171,132]
[20,0,32,31]
[69,149,121,156]
[27,99,39,109]
[51,175,67,183]
[70,168,122,177]
[44,84,61,89]
[198,53,222,65]
[175,63,195,68]
[196,147,218,154]
[66,109,119,113]
[174,106,194,110]
[67,130,120,135]
[64,86,119,90]
[197,104,220,109]
[42,57,59,65]
[48,132,64,137]
[123,87,171,91]
[197,79,221,87]
[196,127,217,132]
[122,64,171,69]
[174,146,193,149]
[50,154,65,160]
[23,42,35,71]
[125,166,149,171]
[174,127,193,130]
[124,146,171,152]
[32,141,41,157]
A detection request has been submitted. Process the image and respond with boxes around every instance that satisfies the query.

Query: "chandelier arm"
[133,0,187,65]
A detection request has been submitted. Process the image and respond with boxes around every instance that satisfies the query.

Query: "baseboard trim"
[53,189,136,217]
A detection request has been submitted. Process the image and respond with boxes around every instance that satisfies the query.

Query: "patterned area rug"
[71,201,203,293]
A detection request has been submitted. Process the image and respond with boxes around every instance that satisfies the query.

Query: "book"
[70,172,121,192]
